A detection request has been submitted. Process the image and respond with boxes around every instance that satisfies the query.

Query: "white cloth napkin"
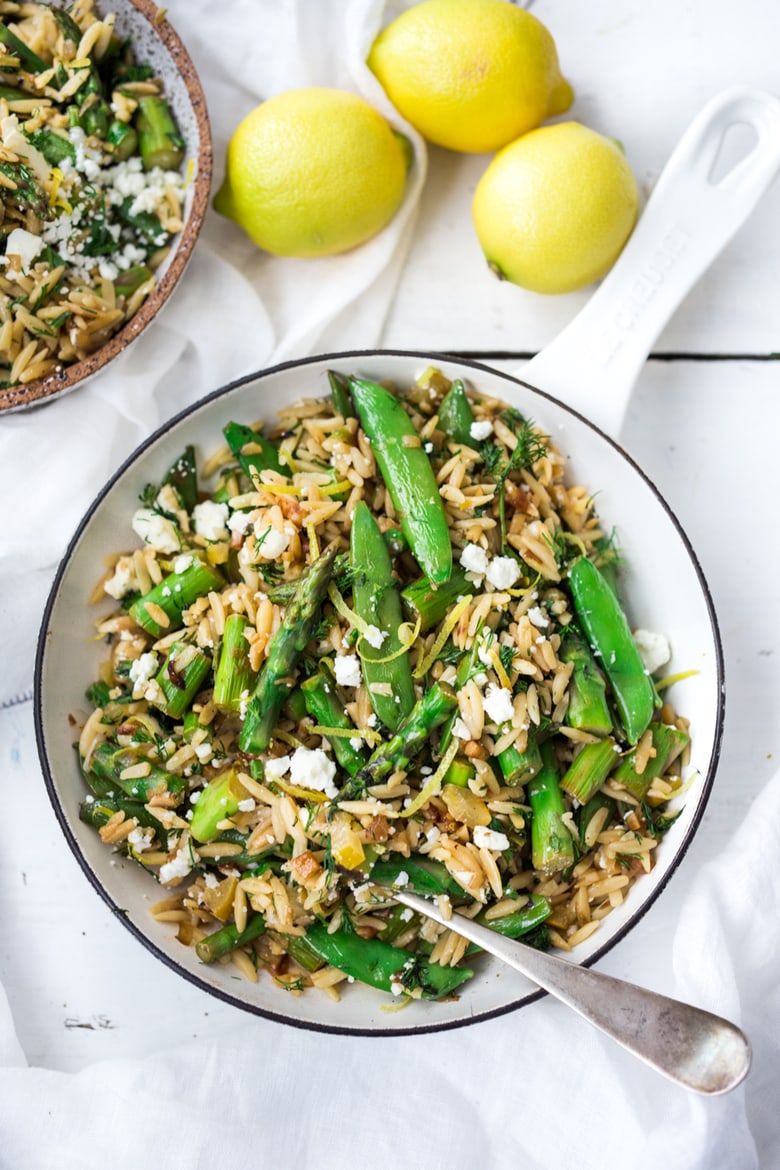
[0,0,425,708]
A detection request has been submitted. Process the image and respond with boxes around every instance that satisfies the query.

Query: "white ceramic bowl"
[34,350,724,1035]
[0,0,212,413]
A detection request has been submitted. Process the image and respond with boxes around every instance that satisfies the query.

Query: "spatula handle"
[521,87,780,437]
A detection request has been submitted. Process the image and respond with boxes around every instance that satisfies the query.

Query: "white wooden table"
[1,3,778,1141]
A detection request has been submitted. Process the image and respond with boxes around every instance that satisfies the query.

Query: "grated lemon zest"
[319,479,351,497]
[413,594,472,679]
[328,582,374,644]
[358,614,420,665]
[654,669,699,691]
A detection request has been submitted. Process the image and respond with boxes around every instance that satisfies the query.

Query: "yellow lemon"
[367,0,572,154]
[472,122,639,294]
[213,88,410,258]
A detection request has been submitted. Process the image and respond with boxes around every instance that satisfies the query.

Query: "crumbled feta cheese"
[132,507,181,554]
[129,652,158,688]
[159,846,197,885]
[193,500,229,542]
[104,554,135,600]
[486,556,521,591]
[264,754,291,779]
[469,419,493,441]
[400,907,414,922]
[349,737,362,751]
[364,624,386,649]
[227,510,253,536]
[393,870,410,888]
[194,742,213,763]
[173,553,193,574]
[452,717,473,741]
[460,542,490,577]
[237,798,256,812]
[425,825,441,844]
[254,524,288,559]
[203,872,219,889]
[527,605,550,629]
[390,979,405,997]
[289,746,338,799]
[5,228,44,273]
[334,653,361,688]
[473,825,510,852]
[127,826,154,853]
[633,629,671,675]
[483,683,514,725]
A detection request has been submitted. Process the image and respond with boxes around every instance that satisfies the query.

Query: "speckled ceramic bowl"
[0,0,212,413]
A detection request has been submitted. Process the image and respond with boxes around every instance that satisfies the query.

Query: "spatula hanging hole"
[708,120,759,184]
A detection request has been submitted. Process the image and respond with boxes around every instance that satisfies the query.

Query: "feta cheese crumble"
[265,755,291,779]
[129,652,159,689]
[469,419,493,441]
[4,228,44,273]
[633,629,671,675]
[193,500,229,542]
[334,653,362,688]
[289,746,338,799]
[527,605,550,629]
[486,556,521,591]
[254,525,289,559]
[473,825,510,852]
[131,508,181,554]
[483,683,514,726]
[460,542,490,577]
[159,845,198,885]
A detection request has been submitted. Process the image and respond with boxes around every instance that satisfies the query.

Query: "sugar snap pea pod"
[400,565,476,633]
[223,420,286,480]
[151,642,211,719]
[528,741,576,876]
[302,920,473,998]
[79,796,164,837]
[87,741,187,803]
[350,376,452,585]
[612,722,690,801]
[358,682,458,785]
[568,556,656,745]
[130,559,225,637]
[0,24,47,71]
[190,769,249,843]
[301,669,367,775]
[240,545,339,754]
[195,913,267,964]
[327,369,355,419]
[213,614,257,712]
[559,625,613,736]
[369,856,465,898]
[473,894,552,942]
[350,500,415,730]
[136,95,185,171]
[437,379,475,446]
[560,736,621,805]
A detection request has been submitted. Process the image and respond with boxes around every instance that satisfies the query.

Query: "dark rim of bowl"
[0,0,213,413]
[34,349,726,1037]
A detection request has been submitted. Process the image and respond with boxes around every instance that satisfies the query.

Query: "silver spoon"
[384,886,750,1095]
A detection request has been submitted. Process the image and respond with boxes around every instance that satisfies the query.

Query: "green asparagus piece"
[350,376,452,585]
[0,24,47,72]
[151,642,211,719]
[560,626,613,736]
[437,379,475,447]
[301,669,367,776]
[327,369,355,419]
[528,742,576,876]
[578,791,617,849]
[240,546,339,754]
[129,559,225,637]
[106,119,138,161]
[223,419,286,480]
[442,757,475,788]
[400,565,477,633]
[87,741,187,803]
[0,159,50,219]
[267,550,350,605]
[358,682,458,786]
[135,95,185,171]
[612,722,689,801]
[568,556,656,745]
[350,500,415,730]
[195,914,267,964]
[213,613,257,712]
[498,728,543,785]
[302,920,473,998]
[560,736,621,805]
[369,856,465,898]
[190,769,247,843]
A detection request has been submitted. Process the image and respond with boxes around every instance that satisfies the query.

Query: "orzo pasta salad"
[77,369,690,1003]
[0,0,186,388]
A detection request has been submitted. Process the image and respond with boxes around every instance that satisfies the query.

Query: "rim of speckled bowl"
[0,0,213,413]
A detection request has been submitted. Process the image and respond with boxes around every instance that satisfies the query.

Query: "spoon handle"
[389,888,751,1095]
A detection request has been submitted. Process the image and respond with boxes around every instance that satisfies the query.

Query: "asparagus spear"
[213,614,257,712]
[268,550,351,604]
[357,682,458,786]
[300,669,367,776]
[560,626,613,736]
[559,736,621,805]
[0,24,47,72]
[400,565,477,633]
[190,769,249,843]
[135,95,185,171]
[350,500,415,730]
[129,559,225,637]
[78,795,164,837]
[612,722,689,801]
[87,741,187,803]
[106,119,138,161]
[498,727,543,785]
[368,856,465,898]
[239,546,338,754]
[151,642,211,719]
[195,914,267,964]
[528,741,576,876]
